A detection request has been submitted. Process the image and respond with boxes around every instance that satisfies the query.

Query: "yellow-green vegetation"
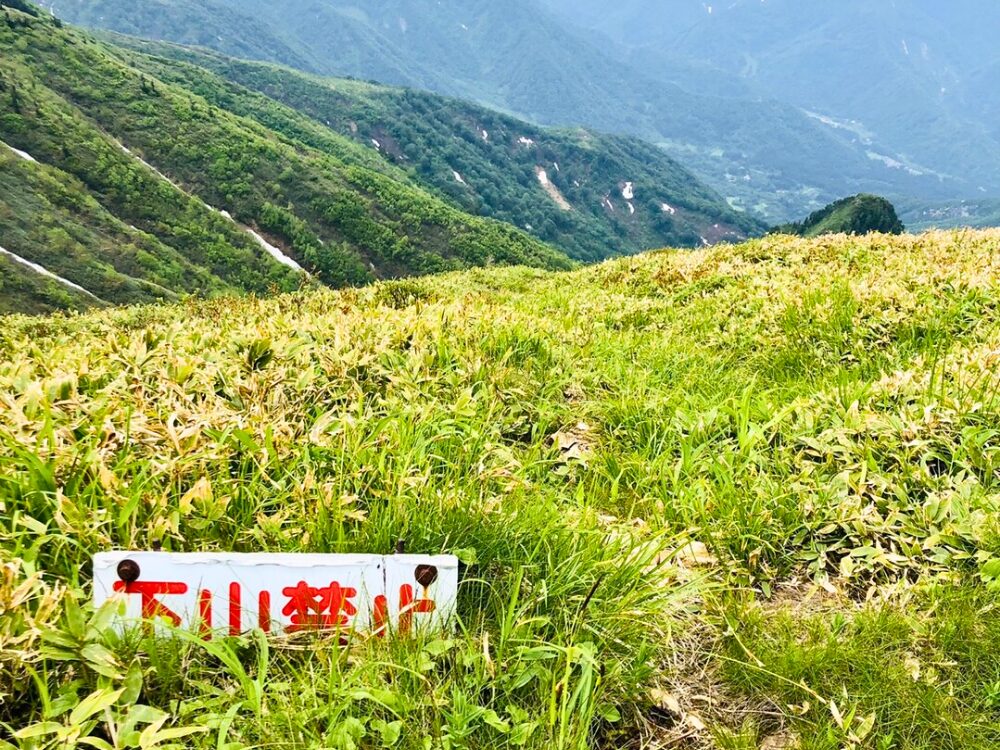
[4,230,1000,749]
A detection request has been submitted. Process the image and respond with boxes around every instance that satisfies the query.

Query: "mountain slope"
[104,38,761,260]
[0,6,569,314]
[49,0,967,223]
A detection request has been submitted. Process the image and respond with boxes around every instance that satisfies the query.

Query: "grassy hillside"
[5,229,1000,748]
[0,6,568,314]
[102,37,762,261]
[49,0,968,223]
[775,194,905,238]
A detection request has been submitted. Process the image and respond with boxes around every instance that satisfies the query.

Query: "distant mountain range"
[540,0,1000,227]
[48,0,990,225]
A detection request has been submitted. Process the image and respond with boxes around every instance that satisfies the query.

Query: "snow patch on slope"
[803,111,874,144]
[119,142,181,187]
[535,167,572,211]
[866,151,924,176]
[243,226,306,273]
[452,170,467,185]
[2,141,37,162]
[116,141,307,275]
[0,245,103,302]
[621,182,634,200]
[661,203,677,215]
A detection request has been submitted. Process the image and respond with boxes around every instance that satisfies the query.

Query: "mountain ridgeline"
[92,37,762,261]
[50,0,983,223]
[774,195,905,238]
[0,6,576,314]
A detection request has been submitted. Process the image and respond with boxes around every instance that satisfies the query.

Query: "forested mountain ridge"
[0,6,570,314]
[104,37,761,260]
[773,194,905,238]
[49,0,964,223]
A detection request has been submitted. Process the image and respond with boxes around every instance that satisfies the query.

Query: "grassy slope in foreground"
[4,230,1000,748]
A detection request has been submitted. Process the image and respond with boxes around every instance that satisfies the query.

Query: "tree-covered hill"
[774,194,905,238]
[0,6,570,314]
[103,37,762,262]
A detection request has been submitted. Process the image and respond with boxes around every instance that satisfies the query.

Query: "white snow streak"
[119,142,180,187]
[535,167,572,210]
[243,227,305,272]
[3,141,36,162]
[622,181,634,200]
[116,141,306,275]
[0,245,103,301]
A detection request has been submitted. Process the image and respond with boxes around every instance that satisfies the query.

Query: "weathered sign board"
[93,552,458,638]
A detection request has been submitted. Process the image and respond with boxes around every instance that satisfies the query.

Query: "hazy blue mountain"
[541,0,1000,223]
[49,0,974,223]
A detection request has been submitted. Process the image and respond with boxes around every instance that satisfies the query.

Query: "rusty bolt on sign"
[117,559,141,584]
[415,564,439,588]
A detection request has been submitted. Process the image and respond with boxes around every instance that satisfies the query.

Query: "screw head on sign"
[117,559,141,584]
[414,565,438,588]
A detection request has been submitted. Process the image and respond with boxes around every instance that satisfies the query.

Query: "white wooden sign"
[93,552,458,638]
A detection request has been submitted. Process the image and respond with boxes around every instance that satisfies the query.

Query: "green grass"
[3,229,1000,748]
